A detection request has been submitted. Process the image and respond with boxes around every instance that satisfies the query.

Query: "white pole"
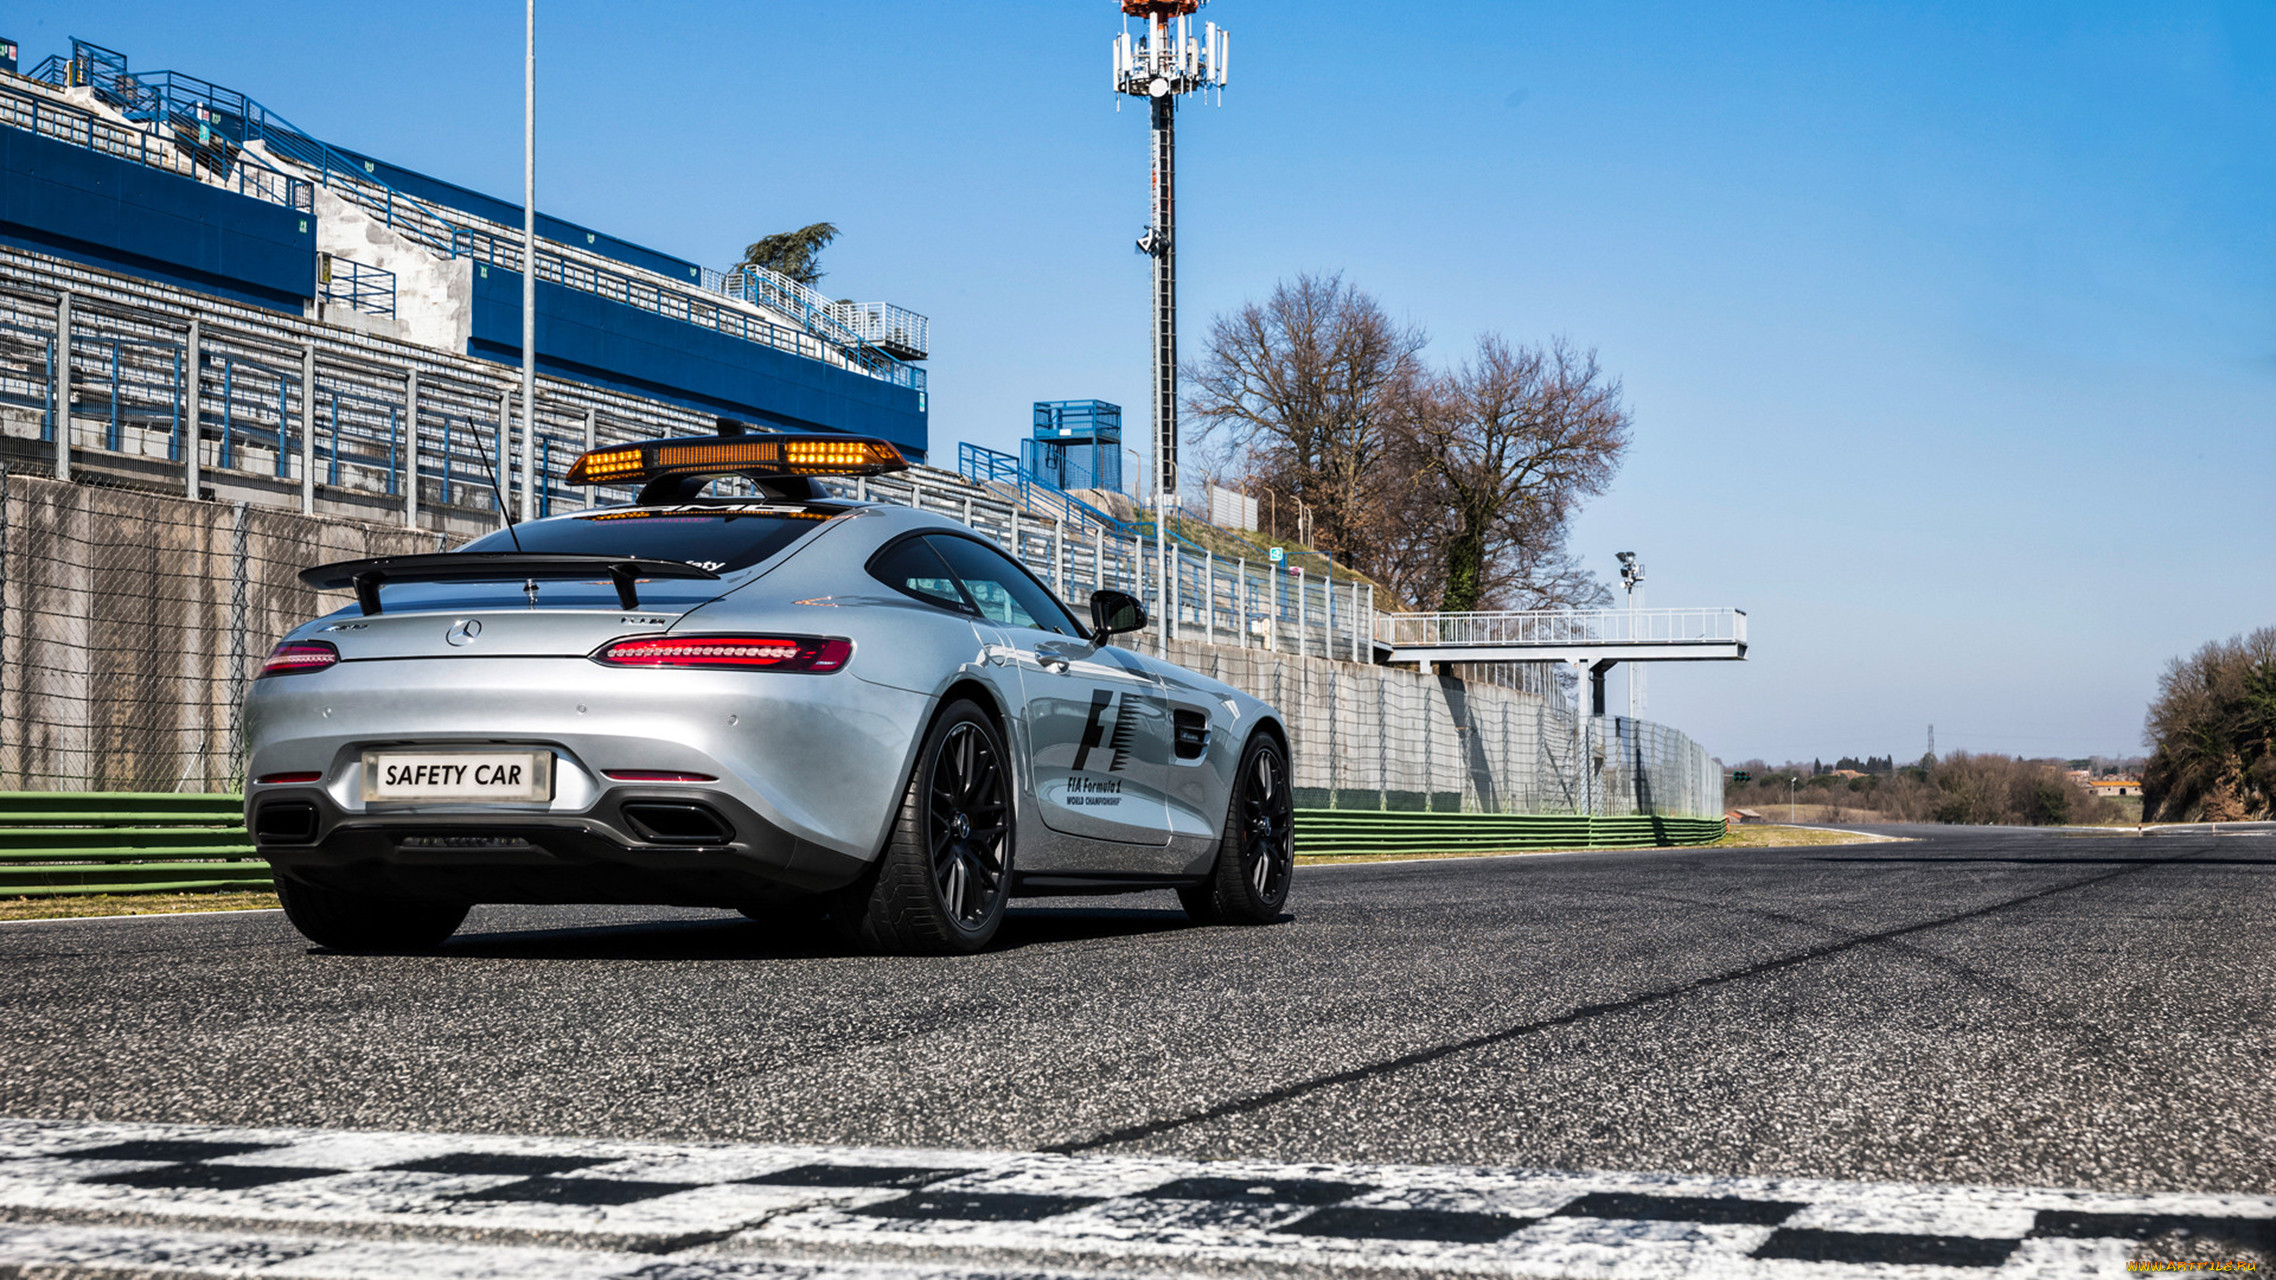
[1236,557,1247,647]
[404,366,420,528]
[1295,566,1307,658]
[497,389,512,529]
[299,343,316,513]
[581,407,595,508]
[53,291,71,481]
[520,0,538,524]
[182,318,201,500]
[1204,551,1215,645]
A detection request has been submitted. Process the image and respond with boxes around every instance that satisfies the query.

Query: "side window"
[867,536,970,612]
[927,536,1085,636]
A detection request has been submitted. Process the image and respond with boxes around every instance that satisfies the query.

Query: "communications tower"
[1113,1,1228,632]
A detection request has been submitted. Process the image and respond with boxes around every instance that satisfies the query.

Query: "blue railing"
[954,441,1212,552]
[0,78,311,211]
[318,256,394,318]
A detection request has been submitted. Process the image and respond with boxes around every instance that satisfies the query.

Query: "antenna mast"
[1114,0,1227,649]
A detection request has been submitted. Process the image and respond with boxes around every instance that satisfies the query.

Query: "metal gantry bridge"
[1377,607,1749,711]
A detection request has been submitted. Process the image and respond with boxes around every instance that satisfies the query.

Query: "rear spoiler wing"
[300,553,721,615]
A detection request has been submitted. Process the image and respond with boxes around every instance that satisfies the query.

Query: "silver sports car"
[242,428,1294,954]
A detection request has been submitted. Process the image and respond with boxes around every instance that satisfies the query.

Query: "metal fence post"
[497,389,513,519]
[298,344,316,512]
[1052,519,1065,594]
[53,291,72,481]
[0,464,9,777]
[404,367,421,528]
[183,319,202,500]
[225,502,249,784]
[1423,676,1435,812]
[1377,671,1388,810]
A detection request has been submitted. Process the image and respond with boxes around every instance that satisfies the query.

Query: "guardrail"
[1376,607,1749,649]
[0,791,266,897]
[1295,811,1726,856]
[826,300,928,360]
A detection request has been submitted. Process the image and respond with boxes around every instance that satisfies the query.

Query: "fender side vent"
[1173,710,1211,760]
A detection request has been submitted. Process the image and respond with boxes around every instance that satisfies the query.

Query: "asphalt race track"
[1,824,2269,1277]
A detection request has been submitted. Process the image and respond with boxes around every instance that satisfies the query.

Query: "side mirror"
[1088,589,1147,646]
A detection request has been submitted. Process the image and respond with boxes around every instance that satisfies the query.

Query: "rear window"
[459,507,833,573]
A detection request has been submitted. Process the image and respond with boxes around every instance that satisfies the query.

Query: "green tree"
[739,222,839,288]
[2142,627,2276,821]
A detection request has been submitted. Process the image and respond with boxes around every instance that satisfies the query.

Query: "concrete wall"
[0,471,431,791]
[310,184,472,353]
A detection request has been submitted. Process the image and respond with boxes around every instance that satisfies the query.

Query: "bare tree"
[1184,274,1425,567]
[1408,335,1630,611]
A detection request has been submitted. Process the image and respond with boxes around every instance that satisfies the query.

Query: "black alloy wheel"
[843,699,1015,954]
[1180,732,1294,924]
[929,720,1010,927]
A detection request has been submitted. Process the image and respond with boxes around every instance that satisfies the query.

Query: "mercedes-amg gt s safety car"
[243,429,1294,954]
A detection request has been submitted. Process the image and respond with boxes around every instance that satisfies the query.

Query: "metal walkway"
[1376,607,1748,668]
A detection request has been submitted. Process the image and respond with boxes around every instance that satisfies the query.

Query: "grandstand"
[0,35,928,536]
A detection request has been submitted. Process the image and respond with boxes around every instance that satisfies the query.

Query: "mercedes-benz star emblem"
[446,618,482,647]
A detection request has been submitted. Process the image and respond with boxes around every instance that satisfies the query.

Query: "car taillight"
[255,771,325,785]
[258,640,339,678]
[592,635,852,673]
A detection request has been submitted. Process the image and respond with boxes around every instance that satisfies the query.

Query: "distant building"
[1726,808,1767,825]
[2090,779,2141,798]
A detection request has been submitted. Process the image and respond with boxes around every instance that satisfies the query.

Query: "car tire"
[840,699,1014,955]
[1181,732,1294,925]
[274,877,468,952]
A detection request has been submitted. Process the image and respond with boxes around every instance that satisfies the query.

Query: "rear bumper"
[241,654,935,905]
[253,783,868,906]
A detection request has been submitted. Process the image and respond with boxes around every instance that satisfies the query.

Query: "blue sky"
[18,1,2271,763]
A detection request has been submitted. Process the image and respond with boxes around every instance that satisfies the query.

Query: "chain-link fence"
[1165,639,1724,818]
[0,468,425,791]
[0,467,1722,817]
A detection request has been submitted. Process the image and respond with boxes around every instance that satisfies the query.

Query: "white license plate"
[362,750,554,803]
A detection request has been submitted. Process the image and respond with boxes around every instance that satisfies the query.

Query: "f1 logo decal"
[1072,690,1134,774]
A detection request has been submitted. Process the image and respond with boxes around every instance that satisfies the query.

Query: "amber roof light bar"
[565,433,910,491]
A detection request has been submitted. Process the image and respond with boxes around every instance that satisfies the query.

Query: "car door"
[923,534,1172,849]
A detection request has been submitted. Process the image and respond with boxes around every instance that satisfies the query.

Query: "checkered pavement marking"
[0,1117,2267,1278]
